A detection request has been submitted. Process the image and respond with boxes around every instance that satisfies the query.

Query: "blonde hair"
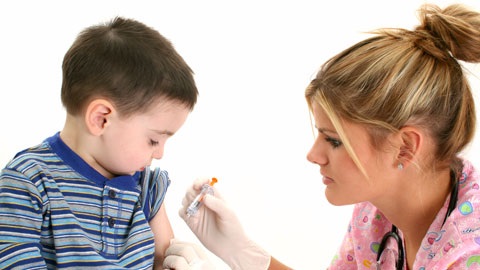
[305,4,480,175]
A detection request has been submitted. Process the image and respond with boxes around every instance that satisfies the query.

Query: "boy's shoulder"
[7,140,53,168]
[3,136,62,182]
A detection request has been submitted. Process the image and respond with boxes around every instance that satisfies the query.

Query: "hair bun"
[416,4,480,62]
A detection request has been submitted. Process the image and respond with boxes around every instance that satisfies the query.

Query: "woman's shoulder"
[458,159,480,203]
[435,159,480,252]
[414,160,480,268]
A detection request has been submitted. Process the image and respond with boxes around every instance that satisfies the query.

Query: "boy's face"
[95,99,190,177]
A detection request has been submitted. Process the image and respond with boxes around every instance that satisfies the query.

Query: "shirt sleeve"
[140,167,171,222]
[0,168,48,269]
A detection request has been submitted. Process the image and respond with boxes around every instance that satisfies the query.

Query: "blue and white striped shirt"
[0,133,170,269]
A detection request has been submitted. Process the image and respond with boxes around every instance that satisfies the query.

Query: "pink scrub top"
[329,160,480,269]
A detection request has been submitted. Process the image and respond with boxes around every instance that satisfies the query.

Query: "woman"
[163,3,480,269]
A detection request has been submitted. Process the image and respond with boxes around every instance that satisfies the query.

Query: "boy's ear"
[396,126,422,168]
[85,99,114,136]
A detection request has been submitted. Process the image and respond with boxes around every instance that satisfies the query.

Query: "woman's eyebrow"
[315,126,337,135]
[151,129,175,136]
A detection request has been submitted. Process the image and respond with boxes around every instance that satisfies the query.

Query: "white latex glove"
[163,239,216,270]
[179,178,270,270]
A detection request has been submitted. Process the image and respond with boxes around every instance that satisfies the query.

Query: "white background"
[1,1,479,269]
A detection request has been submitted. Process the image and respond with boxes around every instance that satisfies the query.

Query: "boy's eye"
[325,137,342,148]
[149,139,159,146]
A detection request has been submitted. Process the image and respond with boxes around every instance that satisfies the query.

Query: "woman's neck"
[374,167,452,268]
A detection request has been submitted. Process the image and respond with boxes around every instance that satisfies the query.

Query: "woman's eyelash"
[325,137,342,148]
[150,139,159,146]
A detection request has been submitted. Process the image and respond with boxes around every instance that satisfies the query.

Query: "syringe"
[186,177,218,217]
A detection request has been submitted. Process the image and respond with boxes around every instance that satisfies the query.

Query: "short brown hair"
[61,17,198,117]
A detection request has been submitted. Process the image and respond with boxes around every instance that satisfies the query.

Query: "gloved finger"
[170,239,211,259]
[201,194,231,218]
[181,194,193,208]
[181,178,224,210]
[162,254,190,270]
[164,240,213,270]
[182,178,214,206]
[179,205,188,220]
[192,177,213,190]
[180,185,222,208]
[165,241,202,263]
[180,194,224,223]
[179,187,226,222]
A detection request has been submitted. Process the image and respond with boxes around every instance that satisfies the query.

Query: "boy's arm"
[150,203,174,268]
[0,242,47,269]
[0,171,47,269]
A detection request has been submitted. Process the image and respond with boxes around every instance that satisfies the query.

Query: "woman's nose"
[307,138,328,166]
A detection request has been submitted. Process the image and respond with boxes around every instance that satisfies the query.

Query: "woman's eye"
[149,139,159,146]
[325,137,342,148]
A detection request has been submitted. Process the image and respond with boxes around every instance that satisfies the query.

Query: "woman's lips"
[322,176,334,185]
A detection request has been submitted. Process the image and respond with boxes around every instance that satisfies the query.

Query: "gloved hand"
[179,178,270,270]
[162,239,216,270]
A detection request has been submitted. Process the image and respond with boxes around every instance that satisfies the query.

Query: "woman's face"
[307,102,394,206]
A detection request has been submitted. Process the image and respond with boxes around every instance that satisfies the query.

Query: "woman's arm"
[269,257,293,270]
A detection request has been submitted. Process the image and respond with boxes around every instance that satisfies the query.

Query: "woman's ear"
[84,99,114,136]
[396,126,423,169]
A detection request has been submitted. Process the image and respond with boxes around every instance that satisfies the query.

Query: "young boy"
[0,17,198,269]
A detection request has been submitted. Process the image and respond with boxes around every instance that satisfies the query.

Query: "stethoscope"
[376,170,460,270]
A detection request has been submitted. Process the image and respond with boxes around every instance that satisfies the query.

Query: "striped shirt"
[0,133,170,269]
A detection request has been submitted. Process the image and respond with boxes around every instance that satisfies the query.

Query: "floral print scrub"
[329,160,480,269]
